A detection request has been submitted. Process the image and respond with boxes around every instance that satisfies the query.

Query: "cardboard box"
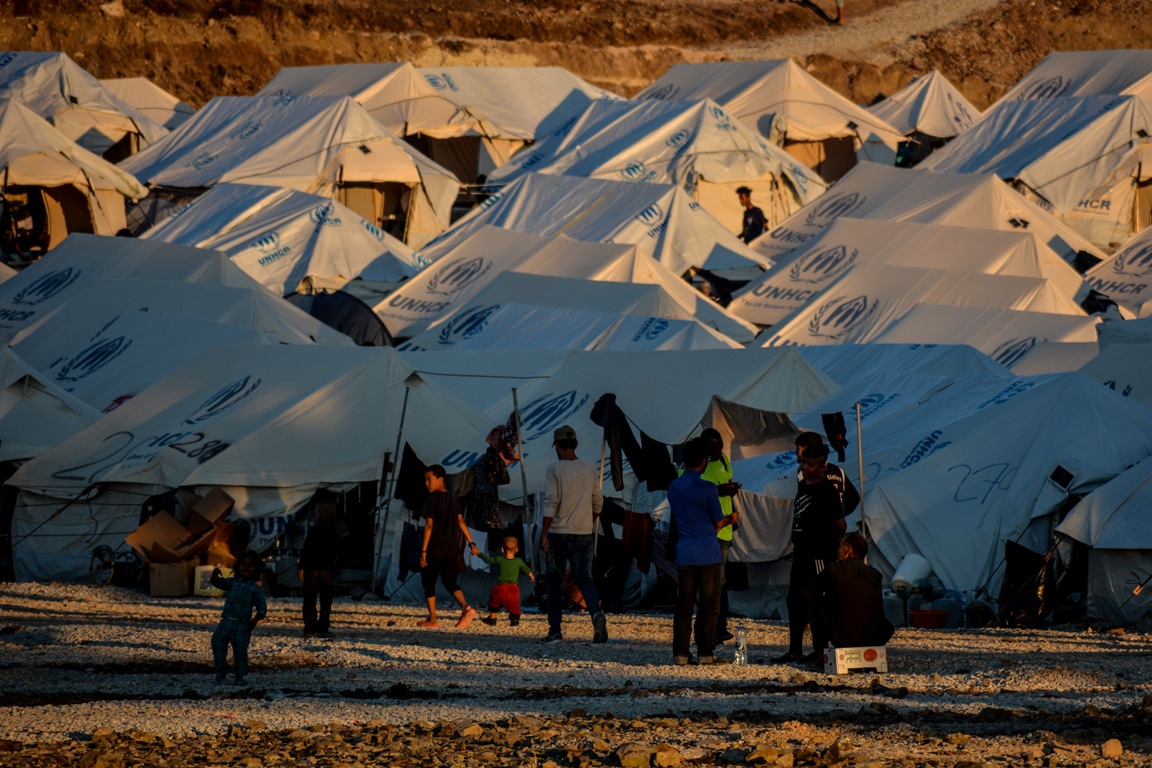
[149,560,194,597]
[126,511,189,562]
[823,646,888,675]
[204,545,237,568]
[193,487,234,524]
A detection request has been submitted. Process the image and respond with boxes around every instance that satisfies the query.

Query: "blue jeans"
[545,533,601,634]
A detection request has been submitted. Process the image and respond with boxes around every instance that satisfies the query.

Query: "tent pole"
[371,383,412,594]
[511,387,532,564]
[595,434,606,559]
[856,401,866,535]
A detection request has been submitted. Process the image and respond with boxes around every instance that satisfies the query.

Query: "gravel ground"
[2,582,1151,765]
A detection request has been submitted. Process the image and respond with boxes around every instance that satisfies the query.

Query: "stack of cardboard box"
[124,488,242,596]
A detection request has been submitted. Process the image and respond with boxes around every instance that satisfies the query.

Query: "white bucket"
[193,565,229,597]
[891,553,932,591]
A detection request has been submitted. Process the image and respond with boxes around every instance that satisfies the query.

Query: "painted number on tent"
[51,430,231,483]
[948,463,1017,505]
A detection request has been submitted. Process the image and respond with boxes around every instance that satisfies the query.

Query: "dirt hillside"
[1,0,1146,110]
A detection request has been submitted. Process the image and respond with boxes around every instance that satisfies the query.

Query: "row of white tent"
[4,49,1152,622]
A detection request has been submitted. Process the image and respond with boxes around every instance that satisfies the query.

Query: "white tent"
[1078,342,1152,409]
[868,70,981,140]
[752,162,1105,268]
[257,62,462,139]
[486,97,826,230]
[140,183,420,296]
[100,77,196,131]
[7,344,490,582]
[413,66,622,181]
[730,218,1085,326]
[0,234,352,347]
[10,299,283,414]
[418,173,771,279]
[867,70,981,167]
[1082,227,1152,315]
[427,346,838,493]
[410,271,755,345]
[0,344,99,462]
[759,262,1086,347]
[398,303,739,352]
[637,59,902,182]
[1056,456,1152,623]
[0,100,148,245]
[119,95,461,249]
[871,305,1100,369]
[0,51,167,160]
[920,95,1152,253]
[994,50,1152,109]
[374,226,757,341]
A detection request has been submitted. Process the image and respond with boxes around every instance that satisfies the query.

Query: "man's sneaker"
[482,616,498,626]
[540,631,563,644]
[697,656,730,666]
[509,615,521,626]
[317,631,334,640]
[591,611,608,644]
[214,670,227,684]
[231,675,248,686]
[771,652,805,665]
[673,654,696,666]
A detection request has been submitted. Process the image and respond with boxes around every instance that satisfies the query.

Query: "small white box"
[823,646,888,674]
[193,565,231,597]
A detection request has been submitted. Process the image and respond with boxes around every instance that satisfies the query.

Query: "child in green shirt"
[474,535,534,626]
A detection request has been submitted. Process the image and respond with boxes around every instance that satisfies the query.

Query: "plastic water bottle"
[734,625,748,666]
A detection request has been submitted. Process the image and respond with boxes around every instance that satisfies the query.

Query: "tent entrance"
[784,136,856,183]
[339,182,411,243]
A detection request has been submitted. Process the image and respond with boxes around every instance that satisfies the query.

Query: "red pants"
[487,583,522,616]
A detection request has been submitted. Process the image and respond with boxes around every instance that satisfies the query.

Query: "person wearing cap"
[699,428,741,644]
[539,424,608,645]
[774,442,846,665]
[736,186,767,244]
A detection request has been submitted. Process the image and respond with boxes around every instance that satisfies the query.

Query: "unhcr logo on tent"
[183,376,262,425]
[856,392,900,420]
[12,269,80,310]
[521,151,546,170]
[426,257,491,296]
[805,192,866,226]
[620,162,658,183]
[807,295,876,340]
[423,73,459,91]
[992,337,1036,368]
[252,232,291,266]
[518,390,592,442]
[977,380,1036,409]
[12,268,81,306]
[709,105,737,132]
[1114,243,1152,277]
[637,203,664,226]
[54,337,132,385]
[789,245,857,284]
[666,130,693,157]
[361,220,387,241]
[269,92,296,107]
[190,151,216,169]
[437,305,499,344]
[230,120,262,140]
[632,318,670,342]
[898,430,950,469]
[1019,76,1070,100]
[309,204,342,228]
[0,52,17,68]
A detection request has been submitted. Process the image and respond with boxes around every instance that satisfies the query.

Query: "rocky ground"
[1,582,1151,765]
[1,0,1146,109]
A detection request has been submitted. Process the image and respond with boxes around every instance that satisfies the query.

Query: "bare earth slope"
[1,0,1145,108]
